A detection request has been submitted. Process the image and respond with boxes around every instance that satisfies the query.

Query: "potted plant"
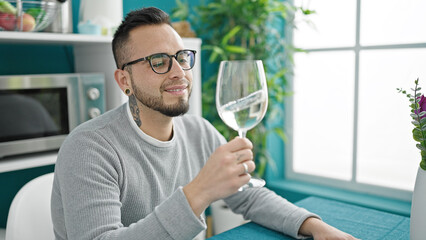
[397,79,426,240]
[188,0,314,178]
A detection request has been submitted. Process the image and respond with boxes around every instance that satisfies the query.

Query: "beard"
[130,74,191,117]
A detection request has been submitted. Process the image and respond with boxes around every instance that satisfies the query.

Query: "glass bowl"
[0,0,58,32]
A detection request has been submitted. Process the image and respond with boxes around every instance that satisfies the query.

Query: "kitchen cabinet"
[0,31,202,172]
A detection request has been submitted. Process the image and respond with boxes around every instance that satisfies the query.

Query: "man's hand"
[183,137,255,216]
[299,217,360,240]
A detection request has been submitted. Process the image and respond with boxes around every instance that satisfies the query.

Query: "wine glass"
[216,60,268,190]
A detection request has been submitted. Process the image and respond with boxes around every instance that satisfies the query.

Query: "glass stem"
[238,130,246,138]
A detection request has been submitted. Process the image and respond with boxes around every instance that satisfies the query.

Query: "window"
[287,0,426,201]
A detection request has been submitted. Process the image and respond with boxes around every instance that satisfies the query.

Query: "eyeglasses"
[121,49,197,74]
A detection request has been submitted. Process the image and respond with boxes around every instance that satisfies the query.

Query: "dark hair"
[112,7,172,69]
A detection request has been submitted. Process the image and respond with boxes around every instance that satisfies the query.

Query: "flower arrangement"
[398,78,426,170]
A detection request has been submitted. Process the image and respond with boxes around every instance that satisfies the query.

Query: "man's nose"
[168,58,186,79]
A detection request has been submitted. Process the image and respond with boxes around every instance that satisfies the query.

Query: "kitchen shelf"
[0,31,112,45]
[0,31,202,46]
[0,151,57,173]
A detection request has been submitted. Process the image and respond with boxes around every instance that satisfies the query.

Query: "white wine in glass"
[216,60,268,190]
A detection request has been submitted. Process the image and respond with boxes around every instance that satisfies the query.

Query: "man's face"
[126,24,193,117]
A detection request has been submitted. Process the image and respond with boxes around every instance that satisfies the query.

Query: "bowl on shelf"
[0,0,58,32]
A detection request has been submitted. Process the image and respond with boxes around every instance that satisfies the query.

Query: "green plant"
[171,0,190,21]
[398,78,426,170]
[187,0,313,177]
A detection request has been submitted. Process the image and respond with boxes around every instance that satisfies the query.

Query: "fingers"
[238,160,256,176]
[189,136,255,202]
[239,160,255,175]
[227,138,255,175]
[242,162,249,174]
[234,149,253,163]
[232,143,255,175]
[223,137,253,152]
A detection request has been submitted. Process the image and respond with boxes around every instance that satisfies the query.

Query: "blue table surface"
[208,196,410,240]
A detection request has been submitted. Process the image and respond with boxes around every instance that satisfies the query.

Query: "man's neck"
[136,104,174,142]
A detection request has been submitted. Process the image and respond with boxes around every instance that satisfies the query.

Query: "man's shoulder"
[68,104,126,138]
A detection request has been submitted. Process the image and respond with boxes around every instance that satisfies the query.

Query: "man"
[51,7,358,240]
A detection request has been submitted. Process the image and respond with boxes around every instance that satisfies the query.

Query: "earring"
[125,89,131,95]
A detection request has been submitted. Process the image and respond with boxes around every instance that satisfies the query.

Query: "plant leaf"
[221,26,241,46]
[224,45,247,54]
[255,155,267,178]
[421,160,426,171]
[273,127,288,142]
[412,120,420,126]
[413,128,423,142]
[417,144,426,151]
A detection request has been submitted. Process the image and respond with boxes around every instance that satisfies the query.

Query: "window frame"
[284,0,426,202]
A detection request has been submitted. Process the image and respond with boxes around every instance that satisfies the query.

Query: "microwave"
[0,73,105,158]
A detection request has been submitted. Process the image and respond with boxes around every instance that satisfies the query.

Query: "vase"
[411,166,426,240]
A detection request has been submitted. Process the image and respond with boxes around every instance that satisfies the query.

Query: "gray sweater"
[51,103,318,240]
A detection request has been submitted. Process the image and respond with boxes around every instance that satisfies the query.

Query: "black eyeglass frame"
[120,49,197,74]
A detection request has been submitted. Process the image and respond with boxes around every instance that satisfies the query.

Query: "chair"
[5,173,55,240]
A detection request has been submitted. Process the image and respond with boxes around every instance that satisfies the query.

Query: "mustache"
[160,79,191,91]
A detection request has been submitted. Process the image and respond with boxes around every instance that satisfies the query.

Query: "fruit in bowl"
[0,12,36,31]
[0,0,57,32]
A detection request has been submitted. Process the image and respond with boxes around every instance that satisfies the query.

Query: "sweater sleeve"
[223,187,320,239]
[52,130,206,240]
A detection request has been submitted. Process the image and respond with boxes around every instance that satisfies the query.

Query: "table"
[208,196,410,240]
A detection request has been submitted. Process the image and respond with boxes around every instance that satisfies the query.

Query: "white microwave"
[0,73,105,158]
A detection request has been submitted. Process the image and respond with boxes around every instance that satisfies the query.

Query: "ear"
[114,69,131,94]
